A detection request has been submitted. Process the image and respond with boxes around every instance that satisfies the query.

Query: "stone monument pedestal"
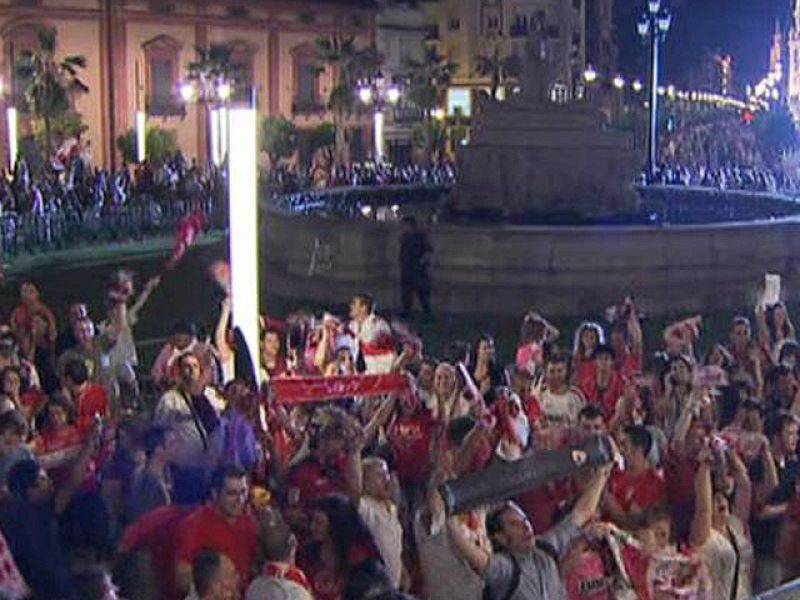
[455,96,640,218]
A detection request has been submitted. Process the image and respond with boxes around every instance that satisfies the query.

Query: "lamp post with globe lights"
[178,78,234,166]
[638,0,672,182]
[181,75,261,381]
[357,73,401,164]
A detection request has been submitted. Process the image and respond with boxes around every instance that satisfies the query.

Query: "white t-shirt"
[359,495,403,587]
[699,517,753,600]
[539,387,585,428]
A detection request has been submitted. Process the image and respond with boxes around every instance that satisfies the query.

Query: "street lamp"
[135,110,147,163]
[632,79,644,93]
[612,75,625,90]
[638,0,672,182]
[357,74,402,164]
[179,78,233,166]
[583,65,598,84]
[228,97,261,383]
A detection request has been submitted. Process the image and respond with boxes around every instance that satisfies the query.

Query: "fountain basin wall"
[262,207,800,316]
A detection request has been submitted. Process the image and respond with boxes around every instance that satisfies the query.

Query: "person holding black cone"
[444,464,612,600]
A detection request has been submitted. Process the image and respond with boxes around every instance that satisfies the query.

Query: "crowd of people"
[326,162,456,189]
[646,163,787,193]
[0,154,224,220]
[1,261,800,600]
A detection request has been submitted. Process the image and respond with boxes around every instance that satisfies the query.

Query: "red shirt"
[609,468,666,513]
[664,453,699,544]
[120,505,194,600]
[517,478,576,533]
[284,456,349,509]
[578,367,626,418]
[176,504,258,584]
[33,425,98,489]
[615,348,642,379]
[75,383,110,435]
[388,412,438,484]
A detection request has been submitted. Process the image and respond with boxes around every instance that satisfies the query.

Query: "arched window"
[228,40,255,103]
[143,35,182,117]
[291,43,321,114]
[3,22,44,109]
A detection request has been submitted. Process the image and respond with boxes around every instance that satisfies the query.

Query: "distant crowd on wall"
[266,161,457,196]
[0,154,225,220]
[644,164,795,194]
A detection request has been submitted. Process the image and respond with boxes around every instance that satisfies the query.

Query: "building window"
[143,35,182,117]
[228,41,255,103]
[572,0,582,10]
[449,18,461,31]
[547,25,561,39]
[510,14,528,37]
[486,16,500,31]
[447,88,471,117]
[4,23,43,108]
[292,43,322,113]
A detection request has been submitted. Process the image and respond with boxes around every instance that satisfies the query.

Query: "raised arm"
[754,437,778,509]
[446,512,491,574]
[689,453,713,548]
[627,307,643,358]
[129,275,161,324]
[755,303,770,348]
[571,465,612,527]
[729,449,753,523]
[214,296,233,363]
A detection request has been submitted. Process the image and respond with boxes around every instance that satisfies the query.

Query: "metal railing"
[0,194,224,257]
[268,182,800,225]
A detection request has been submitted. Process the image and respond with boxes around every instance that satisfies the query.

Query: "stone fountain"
[455,29,640,219]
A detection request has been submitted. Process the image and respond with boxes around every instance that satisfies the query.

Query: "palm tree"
[186,43,244,100]
[474,44,522,100]
[403,46,458,162]
[15,27,88,158]
[403,46,458,117]
[315,35,383,165]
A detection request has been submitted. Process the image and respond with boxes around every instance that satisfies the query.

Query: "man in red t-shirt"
[578,345,626,419]
[62,359,109,435]
[283,419,354,512]
[175,465,257,595]
[604,425,665,527]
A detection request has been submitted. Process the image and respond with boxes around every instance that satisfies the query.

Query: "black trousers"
[401,271,431,315]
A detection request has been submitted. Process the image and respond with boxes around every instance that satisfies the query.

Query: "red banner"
[271,373,408,405]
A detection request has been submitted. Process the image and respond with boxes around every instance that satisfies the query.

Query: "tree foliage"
[474,44,522,100]
[186,43,246,100]
[753,105,800,168]
[260,116,298,166]
[402,46,458,115]
[315,35,383,165]
[15,27,89,158]
[116,126,178,164]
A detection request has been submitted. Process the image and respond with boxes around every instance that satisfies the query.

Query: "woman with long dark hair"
[469,334,504,395]
[300,494,380,600]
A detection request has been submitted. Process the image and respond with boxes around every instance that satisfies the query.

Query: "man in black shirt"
[398,216,432,317]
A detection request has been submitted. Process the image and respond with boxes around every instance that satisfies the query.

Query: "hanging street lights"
[638,0,672,182]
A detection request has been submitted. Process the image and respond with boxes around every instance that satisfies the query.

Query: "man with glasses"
[175,465,257,597]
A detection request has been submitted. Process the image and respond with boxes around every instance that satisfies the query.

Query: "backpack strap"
[500,553,521,600]
[535,539,560,563]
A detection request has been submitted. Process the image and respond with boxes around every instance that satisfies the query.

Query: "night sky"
[616,0,789,89]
